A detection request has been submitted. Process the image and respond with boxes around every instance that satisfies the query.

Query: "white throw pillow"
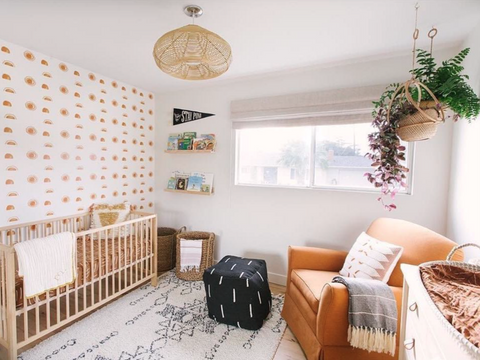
[339,232,404,283]
[90,202,131,238]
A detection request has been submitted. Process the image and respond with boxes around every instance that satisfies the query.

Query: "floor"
[18,277,307,360]
[271,283,307,360]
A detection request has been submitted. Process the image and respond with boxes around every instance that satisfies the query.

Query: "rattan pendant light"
[153,5,232,80]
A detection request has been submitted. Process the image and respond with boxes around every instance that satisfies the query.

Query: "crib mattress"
[15,235,152,308]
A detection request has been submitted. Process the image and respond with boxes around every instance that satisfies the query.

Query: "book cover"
[186,175,203,191]
[183,132,197,139]
[177,138,192,150]
[168,133,183,139]
[167,177,176,189]
[193,138,216,151]
[191,172,214,193]
[167,137,178,150]
[200,134,216,140]
[175,177,188,191]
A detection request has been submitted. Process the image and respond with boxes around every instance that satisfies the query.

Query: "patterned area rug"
[19,271,286,360]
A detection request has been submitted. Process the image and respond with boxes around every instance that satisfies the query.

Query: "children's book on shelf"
[167,177,176,190]
[167,133,182,151]
[189,172,214,193]
[193,135,216,151]
[175,177,188,191]
[183,132,197,139]
[166,132,216,151]
[186,174,203,191]
[178,138,192,150]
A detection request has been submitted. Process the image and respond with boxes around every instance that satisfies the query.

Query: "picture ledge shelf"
[164,150,215,154]
[164,189,214,195]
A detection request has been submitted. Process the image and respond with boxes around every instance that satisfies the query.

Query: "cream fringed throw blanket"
[332,276,397,356]
[179,239,203,272]
[14,232,77,298]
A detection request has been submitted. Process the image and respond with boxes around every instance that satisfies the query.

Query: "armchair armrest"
[286,246,348,287]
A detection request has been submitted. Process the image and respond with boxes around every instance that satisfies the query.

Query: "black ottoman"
[203,255,272,330]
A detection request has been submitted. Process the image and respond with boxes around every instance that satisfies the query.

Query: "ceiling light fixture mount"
[153,5,232,81]
[184,5,203,19]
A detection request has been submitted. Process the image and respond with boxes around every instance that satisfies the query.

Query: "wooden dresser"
[399,264,480,360]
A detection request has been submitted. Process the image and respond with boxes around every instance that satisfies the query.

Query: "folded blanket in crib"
[180,239,203,272]
[332,276,397,356]
[14,232,77,298]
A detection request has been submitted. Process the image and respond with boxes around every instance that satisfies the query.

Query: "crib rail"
[0,211,157,359]
[0,212,91,246]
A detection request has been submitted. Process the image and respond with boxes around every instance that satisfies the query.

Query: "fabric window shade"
[231,84,386,129]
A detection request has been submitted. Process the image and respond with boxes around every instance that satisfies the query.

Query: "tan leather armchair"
[281,218,462,360]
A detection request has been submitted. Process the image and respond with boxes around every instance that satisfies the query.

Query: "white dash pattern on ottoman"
[203,255,272,330]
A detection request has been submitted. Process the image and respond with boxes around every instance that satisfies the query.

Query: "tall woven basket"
[176,231,215,281]
[157,226,186,272]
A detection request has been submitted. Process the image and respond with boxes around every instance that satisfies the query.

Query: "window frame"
[233,125,415,195]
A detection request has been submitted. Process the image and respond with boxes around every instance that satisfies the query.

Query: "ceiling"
[1,0,479,94]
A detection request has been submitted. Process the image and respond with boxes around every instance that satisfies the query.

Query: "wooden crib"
[0,211,157,359]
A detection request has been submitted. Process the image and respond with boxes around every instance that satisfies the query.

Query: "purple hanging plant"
[365,84,416,211]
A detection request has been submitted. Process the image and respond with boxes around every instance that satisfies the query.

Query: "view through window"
[236,123,412,192]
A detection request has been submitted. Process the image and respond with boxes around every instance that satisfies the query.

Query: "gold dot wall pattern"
[0,39,155,226]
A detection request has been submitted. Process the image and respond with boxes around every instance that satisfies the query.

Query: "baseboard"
[268,272,287,286]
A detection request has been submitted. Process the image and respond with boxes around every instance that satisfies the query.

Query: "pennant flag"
[173,108,215,126]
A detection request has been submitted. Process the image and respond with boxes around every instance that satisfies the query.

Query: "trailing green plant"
[365,84,415,211]
[411,48,480,121]
[366,48,480,210]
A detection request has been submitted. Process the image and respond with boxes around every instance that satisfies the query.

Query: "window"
[235,123,413,192]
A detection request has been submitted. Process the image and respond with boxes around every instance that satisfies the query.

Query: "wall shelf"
[164,189,214,196]
[164,150,215,154]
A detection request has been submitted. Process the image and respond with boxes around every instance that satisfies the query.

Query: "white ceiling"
[1,0,479,94]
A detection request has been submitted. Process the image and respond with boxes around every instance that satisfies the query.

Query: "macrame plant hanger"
[386,3,445,142]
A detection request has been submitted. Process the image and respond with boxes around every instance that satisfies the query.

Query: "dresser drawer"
[404,293,446,360]
[401,264,479,360]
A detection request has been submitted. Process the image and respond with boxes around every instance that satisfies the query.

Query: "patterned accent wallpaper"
[0,39,155,226]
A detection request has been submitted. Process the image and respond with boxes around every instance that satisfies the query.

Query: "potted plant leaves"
[365,48,480,210]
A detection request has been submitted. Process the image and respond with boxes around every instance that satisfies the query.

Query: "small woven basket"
[176,231,215,281]
[397,100,443,142]
[157,226,186,272]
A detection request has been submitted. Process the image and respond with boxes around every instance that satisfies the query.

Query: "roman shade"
[230,84,386,129]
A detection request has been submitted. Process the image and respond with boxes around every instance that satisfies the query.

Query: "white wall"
[155,48,457,285]
[447,23,480,258]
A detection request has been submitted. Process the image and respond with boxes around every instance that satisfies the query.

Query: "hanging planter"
[365,4,480,211]
[390,79,445,142]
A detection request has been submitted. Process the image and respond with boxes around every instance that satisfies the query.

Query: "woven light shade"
[153,24,232,80]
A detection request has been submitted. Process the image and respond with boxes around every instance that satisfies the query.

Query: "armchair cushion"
[291,269,336,314]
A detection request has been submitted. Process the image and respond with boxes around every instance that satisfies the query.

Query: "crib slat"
[140,220,144,280]
[105,229,109,299]
[82,235,86,312]
[91,231,95,307]
[23,282,28,341]
[35,296,40,335]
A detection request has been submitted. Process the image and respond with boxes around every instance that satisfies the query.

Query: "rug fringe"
[347,325,396,356]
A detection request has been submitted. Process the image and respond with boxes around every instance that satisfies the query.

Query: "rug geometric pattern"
[19,271,285,360]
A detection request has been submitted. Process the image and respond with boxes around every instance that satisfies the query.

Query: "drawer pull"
[409,302,418,312]
[404,338,415,350]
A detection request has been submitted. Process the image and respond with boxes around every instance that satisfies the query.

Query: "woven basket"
[397,101,443,142]
[176,231,215,281]
[157,226,186,272]
[419,243,480,357]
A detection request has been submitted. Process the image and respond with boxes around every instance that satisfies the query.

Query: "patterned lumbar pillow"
[90,202,131,237]
[339,232,403,283]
